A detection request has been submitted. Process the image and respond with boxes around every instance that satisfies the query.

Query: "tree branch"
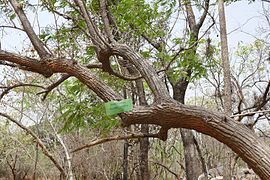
[0,50,53,77]
[99,0,115,43]
[8,0,51,58]
[150,161,179,179]
[74,0,106,47]
[111,44,171,101]
[37,74,71,100]
[196,0,210,30]
[120,102,270,178]
[0,112,66,177]
[0,83,44,100]
[0,51,122,101]
[230,109,270,118]
[71,133,159,153]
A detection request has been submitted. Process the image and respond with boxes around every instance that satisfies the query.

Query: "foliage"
[58,79,120,134]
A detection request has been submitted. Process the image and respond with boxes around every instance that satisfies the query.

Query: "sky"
[225,1,267,48]
[0,1,268,51]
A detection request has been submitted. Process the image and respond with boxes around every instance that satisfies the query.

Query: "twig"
[150,161,179,179]
[230,109,270,118]
[37,74,71,100]
[0,83,44,100]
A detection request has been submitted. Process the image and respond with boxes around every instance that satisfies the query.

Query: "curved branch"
[121,102,270,179]
[0,51,121,101]
[111,43,170,101]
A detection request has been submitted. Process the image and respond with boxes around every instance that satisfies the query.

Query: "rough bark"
[121,102,270,179]
[218,0,233,178]
[136,80,150,180]
[123,140,129,180]
[180,129,203,180]
[173,74,203,180]
[173,1,210,178]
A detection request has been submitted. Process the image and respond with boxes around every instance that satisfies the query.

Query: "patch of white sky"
[0,0,68,52]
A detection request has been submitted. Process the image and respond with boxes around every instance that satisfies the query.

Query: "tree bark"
[136,80,150,180]
[2,1,270,179]
[123,140,129,180]
[121,102,270,179]
[173,76,204,180]
[218,0,233,179]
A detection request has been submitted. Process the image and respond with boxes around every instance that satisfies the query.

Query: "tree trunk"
[139,124,150,180]
[136,80,150,180]
[173,78,204,180]
[218,0,233,179]
[123,140,129,180]
[180,129,203,180]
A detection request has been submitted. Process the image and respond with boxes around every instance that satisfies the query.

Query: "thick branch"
[0,50,53,77]
[0,51,121,101]
[184,0,198,36]
[8,0,50,58]
[121,102,270,179]
[111,44,170,101]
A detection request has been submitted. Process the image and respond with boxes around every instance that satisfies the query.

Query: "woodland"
[0,0,270,179]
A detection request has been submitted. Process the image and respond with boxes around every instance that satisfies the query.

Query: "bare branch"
[0,50,53,77]
[86,62,102,69]
[231,109,270,118]
[150,161,179,179]
[0,112,66,177]
[74,0,107,47]
[37,74,71,101]
[197,0,210,30]
[0,50,121,101]
[0,83,44,100]
[99,0,115,43]
[0,25,24,31]
[71,133,159,153]
[8,0,51,58]
[184,0,198,35]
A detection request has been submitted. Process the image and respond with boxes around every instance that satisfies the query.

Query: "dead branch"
[0,112,66,177]
[71,133,159,153]
[37,74,71,100]
[0,83,44,100]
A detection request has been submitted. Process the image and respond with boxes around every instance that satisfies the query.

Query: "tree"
[0,0,270,179]
[218,0,233,179]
